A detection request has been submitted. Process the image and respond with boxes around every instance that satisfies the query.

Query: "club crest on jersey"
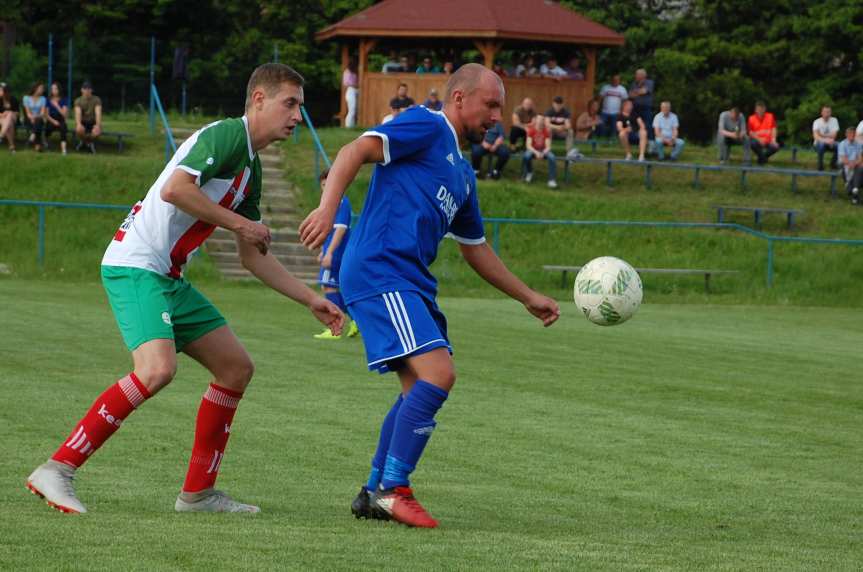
[446,153,455,165]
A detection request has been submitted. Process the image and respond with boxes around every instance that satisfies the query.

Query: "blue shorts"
[348,290,452,374]
[318,266,340,288]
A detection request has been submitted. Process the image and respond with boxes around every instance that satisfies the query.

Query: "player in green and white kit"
[26,64,343,514]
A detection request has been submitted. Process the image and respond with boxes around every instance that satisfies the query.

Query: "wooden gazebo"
[317,0,624,128]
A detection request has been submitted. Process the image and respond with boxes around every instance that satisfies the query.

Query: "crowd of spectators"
[0,80,102,154]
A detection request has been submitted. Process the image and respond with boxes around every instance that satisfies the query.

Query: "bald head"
[442,63,505,144]
[444,63,504,101]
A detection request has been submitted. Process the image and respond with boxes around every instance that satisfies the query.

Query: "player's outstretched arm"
[299,136,384,249]
[162,170,272,254]
[236,238,345,335]
[459,242,560,327]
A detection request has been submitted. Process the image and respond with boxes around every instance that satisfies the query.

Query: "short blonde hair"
[245,63,304,109]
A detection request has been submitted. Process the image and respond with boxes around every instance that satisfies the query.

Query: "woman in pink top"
[343,59,359,128]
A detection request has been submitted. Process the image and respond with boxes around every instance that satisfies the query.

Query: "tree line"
[3,0,861,142]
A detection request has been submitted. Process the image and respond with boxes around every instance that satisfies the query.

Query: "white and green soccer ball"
[573,256,642,326]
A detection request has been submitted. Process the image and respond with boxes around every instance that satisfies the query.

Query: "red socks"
[51,373,150,468]
[182,384,243,493]
[50,376,242,493]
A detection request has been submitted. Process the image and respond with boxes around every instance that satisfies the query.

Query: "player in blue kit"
[300,64,560,528]
[313,168,359,340]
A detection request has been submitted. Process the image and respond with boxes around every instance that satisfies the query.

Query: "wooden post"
[358,38,377,126]
[339,44,349,126]
[584,47,597,87]
[473,40,503,68]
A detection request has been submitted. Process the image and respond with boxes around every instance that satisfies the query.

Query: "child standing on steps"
[315,168,359,340]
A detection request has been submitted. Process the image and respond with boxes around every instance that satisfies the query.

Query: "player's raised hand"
[309,295,345,336]
[524,292,561,327]
[299,206,335,250]
[235,220,272,254]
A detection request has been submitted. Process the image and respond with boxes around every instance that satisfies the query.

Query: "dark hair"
[30,82,44,96]
[245,63,304,109]
[755,100,766,108]
[553,96,564,104]
[319,167,330,182]
[730,106,739,113]
[398,83,408,89]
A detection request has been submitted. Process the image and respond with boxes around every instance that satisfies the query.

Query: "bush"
[0,43,45,97]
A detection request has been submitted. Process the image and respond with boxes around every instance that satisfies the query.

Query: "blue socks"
[366,394,403,491]
[325,291,349,316]
[380,380,449,490]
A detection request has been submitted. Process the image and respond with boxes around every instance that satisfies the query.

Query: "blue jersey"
[341,106,486,304]
[321,197,352,269]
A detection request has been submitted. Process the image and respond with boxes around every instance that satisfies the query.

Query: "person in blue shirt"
[470,120,509,179]
[314,168,359,339]
[22,82,48,152]
[300,63,561,528]
[422,88,443,112]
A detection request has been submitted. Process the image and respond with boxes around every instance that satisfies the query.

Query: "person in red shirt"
[522,114,558,188]
[747,101,780,165]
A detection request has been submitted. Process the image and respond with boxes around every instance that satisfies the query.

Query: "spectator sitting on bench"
[652,101,685,161]
[838,126,863,205]
[416,56,440,74]
[471,120,509,180]
[423,88,442,112]
[747,101,779,165]
[510,97,536,151]
[23,82,47,153]
[46,82,69,155]
[388,83,415,112]
[514,55,539,78]
[74,81,102,153]
[540,57,567,79]
[0,82,19,153]
[616,99,647,161]
[812,105,839,171]
[523,115,558,188]
[717,106,749,164]
[545,95,574,155]
[575,98,601,142]
[565,57,585,81]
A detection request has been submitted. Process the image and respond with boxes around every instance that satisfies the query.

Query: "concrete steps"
[192,143,318,281]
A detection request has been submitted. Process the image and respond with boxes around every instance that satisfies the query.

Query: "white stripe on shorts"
[381,293,409,353]
[393,292,418,349]
[386,292,415,351]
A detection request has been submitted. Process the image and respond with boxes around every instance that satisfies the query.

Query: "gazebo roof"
[316,0,625,46]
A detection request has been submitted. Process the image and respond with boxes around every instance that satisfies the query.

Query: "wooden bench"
[15,124,134,152]
[563,157,842,197]
[714,205,803,229]
[86,130,135,152]
[542,264,739,293]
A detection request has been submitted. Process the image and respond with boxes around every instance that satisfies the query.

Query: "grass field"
[1,280,861,570]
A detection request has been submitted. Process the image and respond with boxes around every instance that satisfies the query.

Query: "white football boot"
[174,488,260,513]
[26,460,87,514]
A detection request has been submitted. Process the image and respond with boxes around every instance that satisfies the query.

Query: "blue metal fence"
[151,84,177,163]
[5,197,860,289]
[481,217,863,287]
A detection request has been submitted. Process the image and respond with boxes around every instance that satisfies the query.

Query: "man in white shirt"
[599,75,628,137]
[539,57,567,79]
[812,106,839,171]
[652,101,685,160]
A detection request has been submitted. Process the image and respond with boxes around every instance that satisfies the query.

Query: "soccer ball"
[573,257,642,326]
